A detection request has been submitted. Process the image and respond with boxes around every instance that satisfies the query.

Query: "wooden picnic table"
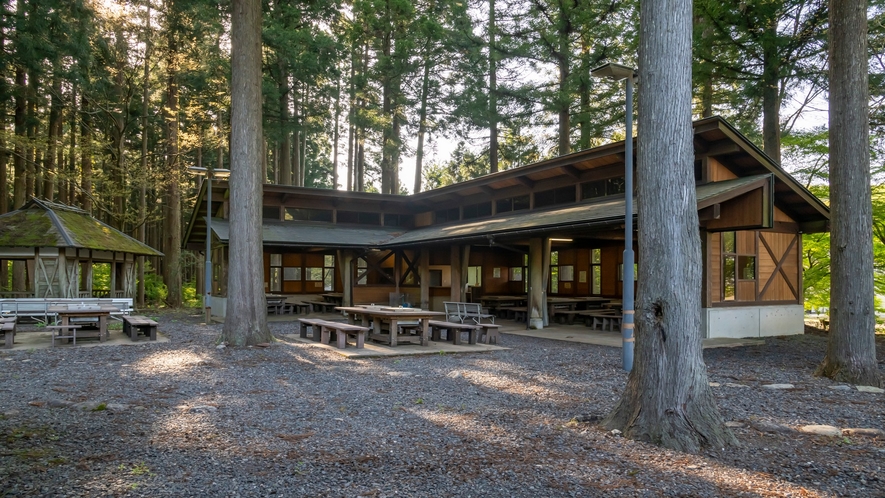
[547,296,611,322]
[47,304,117,342]
[335,306,444,347]
[480,295,527,316]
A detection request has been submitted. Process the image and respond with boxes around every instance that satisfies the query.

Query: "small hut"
[0,198,163,298]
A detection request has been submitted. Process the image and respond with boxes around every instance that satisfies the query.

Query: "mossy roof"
[0,199,163,256]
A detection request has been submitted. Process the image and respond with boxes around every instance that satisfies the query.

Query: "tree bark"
[817,0,882,387]
[223,0,271,346]
[489,0,498,173]
[162,27,182,307]
[278,58,291,185]
[80,94,93,213]
[603,0,736,453]
[761,23,781,165]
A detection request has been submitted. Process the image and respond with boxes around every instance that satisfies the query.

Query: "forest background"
[0,0,882,310]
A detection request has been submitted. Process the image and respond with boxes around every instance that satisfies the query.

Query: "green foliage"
[142,261,167,305]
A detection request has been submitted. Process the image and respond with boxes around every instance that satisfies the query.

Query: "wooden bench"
[499,306,527,322]
[320,321,370,349]
[1,320,16,349]
[298,318,369,348]
[553,309,585,325]
[428,320,480,345]
[477,323,501,345]
[281,301,311,315]
[305,301,338,313]
[298,318,328,341]
[47,324,83,347]
[122,315,158,341]
[443,302,495,325]
[580,312,622,331]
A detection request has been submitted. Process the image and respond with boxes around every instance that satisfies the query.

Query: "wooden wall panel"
[709,158,738,181]
[774,207,795,223]
[601,246,621,296]
[709,232,721,303]
[758,232,799,302]
[703,189,763,230]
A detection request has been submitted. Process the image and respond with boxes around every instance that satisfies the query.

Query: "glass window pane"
[592,267,601,294]
[510,267,523,281]
[324,255,334,267]
[283,267,301,281]
[306,267,323,281]
[560,265,574,282]
[591,248,601,264]
[723,256,736,300]
[723,232,735,253]
[270,254,282,267]
[582,180,606,199]
[512,195,530,211]
[738,255,755,280]
[323,268,334,291]
[550,266,559,293]
[270,267,281,292]
[607,177,625,194]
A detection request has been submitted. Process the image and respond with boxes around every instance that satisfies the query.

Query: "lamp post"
[189,166,231,324]
[591,62,636,372]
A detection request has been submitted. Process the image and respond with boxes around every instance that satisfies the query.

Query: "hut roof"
[0,199,163,257]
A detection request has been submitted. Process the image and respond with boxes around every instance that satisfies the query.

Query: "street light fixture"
[189,166,231,324]
[591,62,636,372]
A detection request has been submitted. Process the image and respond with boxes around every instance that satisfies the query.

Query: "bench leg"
[356,331,365,349]
[148,325,157,341]
[452,328,461,345]
[4,332,12,349]
[337,331,347,349]
[320,327,331,345]
[468,329,478,345]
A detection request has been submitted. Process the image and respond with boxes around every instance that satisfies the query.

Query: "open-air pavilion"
[0,198,163,300]
[183,117,830,339]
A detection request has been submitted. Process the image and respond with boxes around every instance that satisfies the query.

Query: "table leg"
[420,319,429,346]
[389,318,398,347]
[99,315,108,342]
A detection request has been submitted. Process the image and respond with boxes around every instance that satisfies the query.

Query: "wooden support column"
[450,245,462,302]
[109,253,118,297]
[57,254,68,298]
[337,250,354,308]
[542,237,551,326]
[528,237,545,329]
[461,245,471,301]
[394,250,402,295]
[419,247,430,310]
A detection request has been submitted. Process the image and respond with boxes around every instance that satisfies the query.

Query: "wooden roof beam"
[561,165,582,180]
[696,140,741,158]
[516,176,535,188]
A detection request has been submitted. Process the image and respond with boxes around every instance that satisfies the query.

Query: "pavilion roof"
[0,199,163,256]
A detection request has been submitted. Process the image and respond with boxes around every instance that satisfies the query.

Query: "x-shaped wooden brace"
[758,233,798,300]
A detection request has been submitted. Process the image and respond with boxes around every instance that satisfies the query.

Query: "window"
[283,267,301,281]
[467,266,482,287]
[581,177,626,200]
[590,249,601,295]
[509,267,523,281]
[722,231,755,301]
[306,267,324,281]
[550,251,559,293]
[535,186,576,208]
[285,208,332,222]
[323,254,335,292]
[434,207,460,224]
[496,195,530,213]
[269,254,282,292]
[384,213,413,227]
[618,263,638,282]
[263,206,281,220]
[429,269,443,287]
[463,202,492,220]
[338,211,381,225]
[356,258,368,285]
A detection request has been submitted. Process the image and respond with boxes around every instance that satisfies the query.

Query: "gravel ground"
[1,310,883,498]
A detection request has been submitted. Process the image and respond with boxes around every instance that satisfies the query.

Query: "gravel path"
[1,310,883,497]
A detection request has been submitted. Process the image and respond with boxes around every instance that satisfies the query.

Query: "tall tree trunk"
[80,95,93,213]
[333,76,340,189]
[557,1,570,156]
[817,0,881,387]
[488,0,498,173]
[13,66,25,209]
[223,0,271,345]
[414,57,430,194]
[293,83,301,187]
[163,32,182,307]
[603,0,736,453]
[26,70,37,200]
[380,27,396,194]
[44,75,62,201]
[761,23,781,164]
[278,58,291,185]
[138,0,151,308]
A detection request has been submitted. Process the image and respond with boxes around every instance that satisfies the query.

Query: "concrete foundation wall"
[703,305,804,339]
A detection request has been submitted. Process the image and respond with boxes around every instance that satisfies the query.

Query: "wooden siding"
[758,231,800,302]
[709,232,722,303]
[709,157,738,181]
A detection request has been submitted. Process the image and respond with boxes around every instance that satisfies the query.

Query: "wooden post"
[450,245,462,302]
[337,250,353,307]
[528,238,545,329]
[420,247,430,310]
